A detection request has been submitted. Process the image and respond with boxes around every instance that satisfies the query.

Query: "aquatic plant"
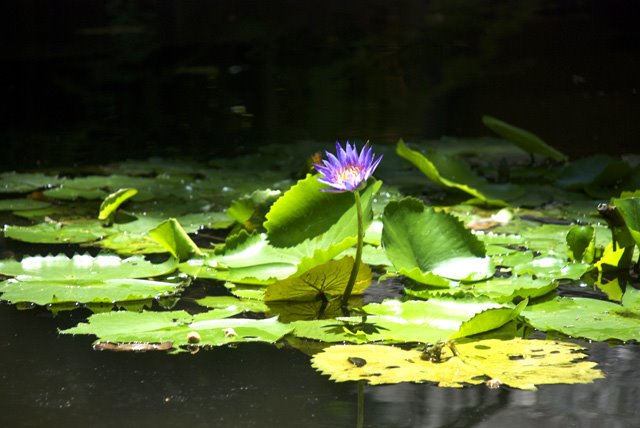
[314,142,382,310]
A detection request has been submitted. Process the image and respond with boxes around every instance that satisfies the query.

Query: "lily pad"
[522,296,640,342]
[311,338,602,389]
[0,198,51,212]
[264,257,372,302]
[290,298,522,344]
[0,254,177,280]
[62,310,294,350]
[4,220,109,244]
[0,278,183,305]
[382,197,494,286]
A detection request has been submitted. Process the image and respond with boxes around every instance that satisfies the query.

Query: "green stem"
[342,190,363,312]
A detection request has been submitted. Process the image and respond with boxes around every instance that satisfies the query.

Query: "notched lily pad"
[311,338,602,389]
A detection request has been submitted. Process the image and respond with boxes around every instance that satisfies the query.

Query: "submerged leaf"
[311,338,602,389]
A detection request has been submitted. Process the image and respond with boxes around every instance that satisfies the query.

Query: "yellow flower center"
[336,165,363,184]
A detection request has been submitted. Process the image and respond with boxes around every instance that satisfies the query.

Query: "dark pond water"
[3,1,640,427]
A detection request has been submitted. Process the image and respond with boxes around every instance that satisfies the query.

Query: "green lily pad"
[0,172,63,193]
[0,278,183,305]
[382,197,494,286]
[61,310,294,350]
[4,220,108,244]
[522,296,640,341]
[0,254,177,280]
[0,199,51,212]
[290,298,522,344]
[195,296,268,314]
[406,276,556,303]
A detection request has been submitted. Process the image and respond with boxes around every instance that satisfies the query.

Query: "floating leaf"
[148,218,203,262]
[522,296,640,342]
[62,310,294,350]
[482,115,568,161]
[0,278,183,305]
[196,296,268,314]
[98,188,138,222]
[3,220,108,244]
[382,197,493,286]
[407,276,556,303]
[0,172,63,193]
[264,257,372,302]
[0,254,177,280]
[311,338,602,389]
[290,298,520,344]
[0,199,50,212]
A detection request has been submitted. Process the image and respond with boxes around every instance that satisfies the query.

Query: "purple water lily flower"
[314,141,383,192]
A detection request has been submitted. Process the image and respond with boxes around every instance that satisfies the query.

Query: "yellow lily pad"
[311,338,604,390]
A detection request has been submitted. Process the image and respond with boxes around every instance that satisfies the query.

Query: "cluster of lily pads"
[1,117,640,390]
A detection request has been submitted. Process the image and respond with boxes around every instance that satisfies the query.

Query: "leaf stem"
[342,190,363,312]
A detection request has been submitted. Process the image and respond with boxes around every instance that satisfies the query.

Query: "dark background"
[3,0,640,169]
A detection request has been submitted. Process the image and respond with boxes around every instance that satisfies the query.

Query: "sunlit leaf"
[522,296,640,341]
[406,276,556,303]
[0,278,183,305]
[3,220,108,244]
[290,298,520,344]
[148,218,203,261]
[264,174,381,247]
[196,296,268,314]
[566,225,596,263]
[0,254,177,280]
[382,197,493,286]
[61,310,294,350]
[98,188,138,221]
[311,338,602,389]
